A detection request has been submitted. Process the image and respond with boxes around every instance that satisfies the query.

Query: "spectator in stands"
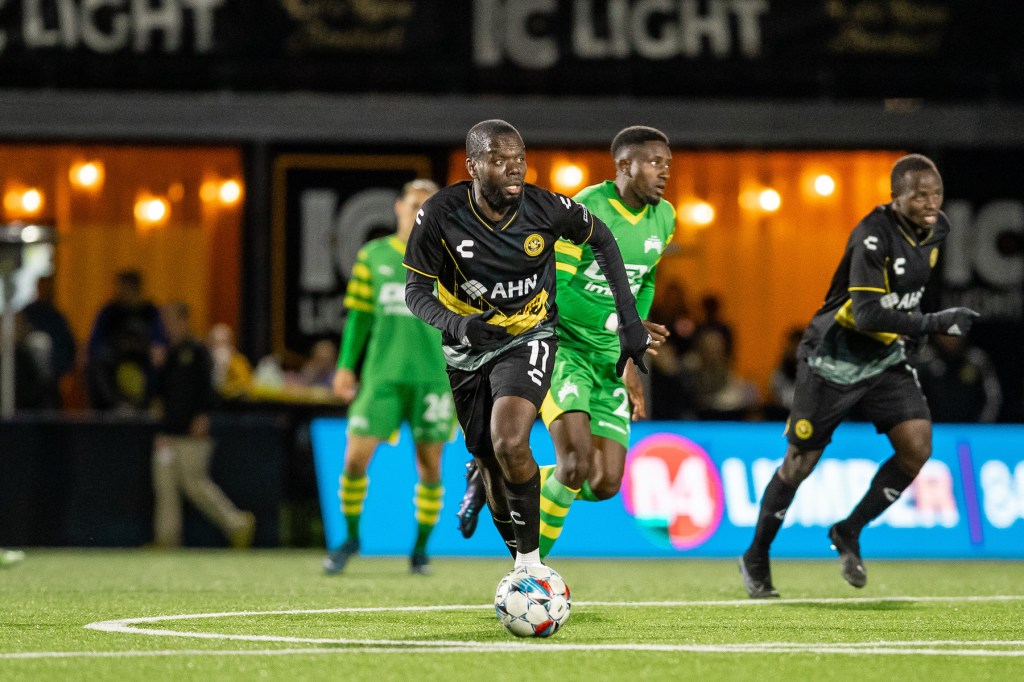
[917,334,1002,423]
[695,293,735,359]
[0,312,48,410]
[648,280,698,419]
[85,270,167,412]
[682,326,760,420]
[150,301,255,549]
[21,275,76,409]
[206,322,253,401]
[765,326,805,421]
[299,339,337,391]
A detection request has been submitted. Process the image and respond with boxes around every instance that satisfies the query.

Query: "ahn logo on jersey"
[621,434,725,550]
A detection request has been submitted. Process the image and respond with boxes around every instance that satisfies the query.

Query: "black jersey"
[403,181,597,370]
[800,204,949,385]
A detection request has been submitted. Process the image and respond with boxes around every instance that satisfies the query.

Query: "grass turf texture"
[1,550,1022,681]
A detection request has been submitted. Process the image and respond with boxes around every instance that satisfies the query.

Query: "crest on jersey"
[524,233,545,257]
[930,247,939,268]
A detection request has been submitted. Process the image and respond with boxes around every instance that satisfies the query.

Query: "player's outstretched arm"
[851,290,980,337]
[586,219,651,374]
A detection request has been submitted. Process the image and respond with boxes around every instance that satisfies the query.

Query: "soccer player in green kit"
[455,126,675,560]
[323,179,456,576]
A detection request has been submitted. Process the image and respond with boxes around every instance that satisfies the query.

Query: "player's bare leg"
[539,412,592,558]
[831,419,932,588]
[323,434,380,575]
[410,441,444,575]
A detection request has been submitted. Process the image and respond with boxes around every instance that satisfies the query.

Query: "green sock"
[340,474,369,544]
[539,473,580,560]
[540,464,554,488]
[577,480,600,502]
[413,481,443,553]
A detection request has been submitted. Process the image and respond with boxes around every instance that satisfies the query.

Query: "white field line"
[2,596,1022,661]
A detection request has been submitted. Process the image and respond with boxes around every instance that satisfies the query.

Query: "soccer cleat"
[0,548,25,568]
[323,538,359,575]
[738,554,780,599]
[456,459,486,539]
[829,523,867,588]
[410,550,430,576]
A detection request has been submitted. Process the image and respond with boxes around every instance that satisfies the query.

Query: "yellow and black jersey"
[403,180,597,369]
[800,203,949,385]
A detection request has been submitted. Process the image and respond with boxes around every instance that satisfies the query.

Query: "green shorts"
[347,381,456,444]
[540,347,631,447]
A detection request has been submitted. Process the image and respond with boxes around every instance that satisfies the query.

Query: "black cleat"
[323,538,359,575]
[738,554,780,599]
[410,550,430,576]
[829,523,867,588]
[456,460,486,539]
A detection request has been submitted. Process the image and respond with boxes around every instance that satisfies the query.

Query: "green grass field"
[1,550,1022,681]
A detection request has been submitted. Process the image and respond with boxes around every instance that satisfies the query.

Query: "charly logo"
[621,434,725,550]
[524,233,544,256]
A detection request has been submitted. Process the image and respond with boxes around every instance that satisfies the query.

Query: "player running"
[739,154,980,597]
[456,127,675,560]
[323,179,456,577]
[404,119,650,570]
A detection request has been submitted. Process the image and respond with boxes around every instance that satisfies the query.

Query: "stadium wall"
[311,419,1024,560]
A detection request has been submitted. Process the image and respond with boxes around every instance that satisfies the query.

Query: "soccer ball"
[493,564,571,638]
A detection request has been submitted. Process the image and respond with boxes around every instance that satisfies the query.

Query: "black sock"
[843,455,916,535]
[746,470,798,560]
[502,467,541,556]
[490,514,518,558]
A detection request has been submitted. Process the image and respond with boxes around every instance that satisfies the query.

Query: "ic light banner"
[311,420,1024,559]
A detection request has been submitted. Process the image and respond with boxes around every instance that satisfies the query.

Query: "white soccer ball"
[493,564,571,638]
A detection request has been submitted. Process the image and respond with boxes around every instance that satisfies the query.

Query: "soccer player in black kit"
[404,120,650,569]
[739,154,981,598]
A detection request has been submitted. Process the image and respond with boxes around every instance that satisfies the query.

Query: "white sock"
[514,549,540,568]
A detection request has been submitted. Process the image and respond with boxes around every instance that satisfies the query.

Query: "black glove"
[921,307,980,336]
[455,310,510,351]
[616,315,652,375]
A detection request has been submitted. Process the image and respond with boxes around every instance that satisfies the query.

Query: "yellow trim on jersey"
[607,198,649,226]
[848,286,886,293]
[466,187,518,231]
[554,241,583,259]
[352,262,371,280]
[488,290,550,335]
[834,299,899,345]
[556,262,577,275]
[402,263,437,279]
[894,212,934,246]
[437,282,484,316]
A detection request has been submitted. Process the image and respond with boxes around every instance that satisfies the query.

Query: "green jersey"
[555,181,677,361]
[338,236,448,384]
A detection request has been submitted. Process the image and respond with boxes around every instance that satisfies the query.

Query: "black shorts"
[446,338,556,459]
[786,360,931,450]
